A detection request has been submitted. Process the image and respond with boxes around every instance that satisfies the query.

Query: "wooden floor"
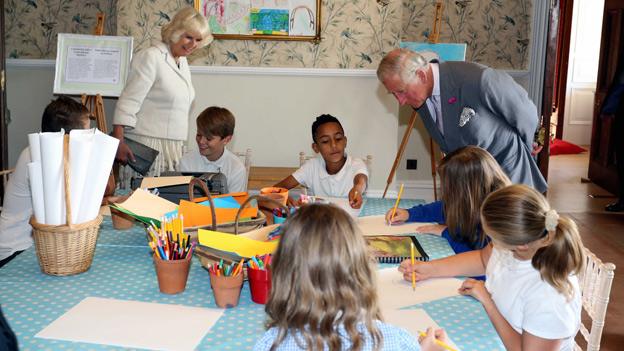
[547,152,623,351]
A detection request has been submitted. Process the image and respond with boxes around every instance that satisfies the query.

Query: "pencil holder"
[153,254,192,294]
[248,268,272,304]
[209,273,244,308]
[259,187,289,206]
[106,195,135,230]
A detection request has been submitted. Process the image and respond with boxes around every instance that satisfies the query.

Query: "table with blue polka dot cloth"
[0,197,504,350]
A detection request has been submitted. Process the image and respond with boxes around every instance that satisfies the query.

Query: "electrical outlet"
[406,159,417,170]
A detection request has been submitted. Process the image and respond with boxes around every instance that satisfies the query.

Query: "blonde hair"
[438,146,511,248]
[266,204,382,351]
[376,48,430,85]
[161,7,213,48]
[481,184,585,299]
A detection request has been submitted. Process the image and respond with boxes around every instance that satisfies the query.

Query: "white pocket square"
[459,107,476,127]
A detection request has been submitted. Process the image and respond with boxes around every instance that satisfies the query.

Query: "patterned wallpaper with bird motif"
[5,0,532,70]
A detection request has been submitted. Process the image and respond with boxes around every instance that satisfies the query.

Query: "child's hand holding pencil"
[384,208,409,224]
[418,327,456,351]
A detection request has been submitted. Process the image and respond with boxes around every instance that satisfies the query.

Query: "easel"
[382,2,444,200]
[81,13,116,198]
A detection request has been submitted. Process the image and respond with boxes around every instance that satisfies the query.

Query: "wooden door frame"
[554,0,575,140]
[537,0,562,180]
[0,0,7,203]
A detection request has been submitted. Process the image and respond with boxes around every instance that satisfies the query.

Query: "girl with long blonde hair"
[400,185,584,350]
[254,204,448,351]
[386,146,511,254]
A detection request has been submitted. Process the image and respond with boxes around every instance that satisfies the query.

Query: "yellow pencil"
[411,242,416,291]
[418,331,458,351]
[388,183,404,225]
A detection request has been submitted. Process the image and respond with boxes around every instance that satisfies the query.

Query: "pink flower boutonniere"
[448,97,458,104]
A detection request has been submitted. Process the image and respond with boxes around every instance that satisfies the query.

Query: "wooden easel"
[382,2,444,200]
[81,13,108,134]
[81,13,116,198]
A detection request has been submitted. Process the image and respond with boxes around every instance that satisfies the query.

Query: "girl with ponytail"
[399,184,584,350]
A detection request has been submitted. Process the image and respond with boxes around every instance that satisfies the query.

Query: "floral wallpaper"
[402,0,532,69]
[5,0,532,70]
[4,0,117,59]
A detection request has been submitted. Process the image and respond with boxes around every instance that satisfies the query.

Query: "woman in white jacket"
[113,7,212,177]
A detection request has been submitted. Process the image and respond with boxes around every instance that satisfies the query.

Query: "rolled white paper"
[68,129,95,224]
[27,133,41,163]
[39,130,65,225]
[77,130,119,223]
[27,162,46,224]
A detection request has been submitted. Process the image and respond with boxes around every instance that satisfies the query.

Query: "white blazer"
[113,41,195,141]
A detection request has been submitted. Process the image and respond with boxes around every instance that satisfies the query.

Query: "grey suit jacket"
[417,61,547,192]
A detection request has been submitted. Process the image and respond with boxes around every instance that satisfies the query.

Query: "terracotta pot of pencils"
[106,195,134,230]
[153,254,192,294]
[209,263,244,308]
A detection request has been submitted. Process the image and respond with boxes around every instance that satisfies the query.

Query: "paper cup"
[248,268,272,304]
[153,255,192,294]
[210,273,244,308]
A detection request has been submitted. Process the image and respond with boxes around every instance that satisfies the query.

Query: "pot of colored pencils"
[247,254,272,304]
[148,217,195,294]
[208,259,245,308]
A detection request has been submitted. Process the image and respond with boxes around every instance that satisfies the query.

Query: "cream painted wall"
[186,67,399,194]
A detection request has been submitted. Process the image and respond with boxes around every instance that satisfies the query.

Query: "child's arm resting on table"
[459,279,563,351]
[348,173,367,209]
[399,243,493,282]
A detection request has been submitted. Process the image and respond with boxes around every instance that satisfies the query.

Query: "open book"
[365,235,429,264]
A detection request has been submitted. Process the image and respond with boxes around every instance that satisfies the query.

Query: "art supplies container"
[248,267,272,304]
[209,273,244,308]
[153,254,192,294]
[107,195,135,230]
[259,187,289,206]
[31,135,103,276]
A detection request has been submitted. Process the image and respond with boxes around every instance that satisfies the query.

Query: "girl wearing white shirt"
[400,184,584,351]
[113,7,212,177]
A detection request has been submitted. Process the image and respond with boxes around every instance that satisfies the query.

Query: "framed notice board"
[194,0,321,42]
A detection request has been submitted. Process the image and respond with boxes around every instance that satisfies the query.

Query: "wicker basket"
[195,194,289,275]
[30,135,103,276]
[184,179,268,240]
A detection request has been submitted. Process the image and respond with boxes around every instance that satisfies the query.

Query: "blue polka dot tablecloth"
[0,198,504,350]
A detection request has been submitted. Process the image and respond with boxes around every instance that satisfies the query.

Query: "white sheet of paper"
[323,197,362,218]
[39,131,65,225]
[357,215,434,236]
[35,297,224,351]
[69,129,95,224]
[376,268,462,309]
[140,176,193,189]
[27,162,46,223]
[77,130,119,223]
[382,309,460,350]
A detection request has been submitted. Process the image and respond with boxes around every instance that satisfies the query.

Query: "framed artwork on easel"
[53,34,133,97]
[195,0,321,42]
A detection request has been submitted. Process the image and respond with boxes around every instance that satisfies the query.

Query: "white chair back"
[233,148,252,192]
[574,247,616,351]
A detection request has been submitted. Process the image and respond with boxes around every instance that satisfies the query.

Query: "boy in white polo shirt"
[274,114,368,209]
[178,106,247,193]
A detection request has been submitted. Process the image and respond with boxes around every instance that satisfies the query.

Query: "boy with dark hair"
[0,95,90,268]
[178,106,247,193]
[274,114,368,209]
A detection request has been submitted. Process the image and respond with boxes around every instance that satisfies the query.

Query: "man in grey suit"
[377,48,547,193]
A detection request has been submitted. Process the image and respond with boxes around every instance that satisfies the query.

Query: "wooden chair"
[575,247,616,351]
[0,169,14,212]
[233,148,252,192]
